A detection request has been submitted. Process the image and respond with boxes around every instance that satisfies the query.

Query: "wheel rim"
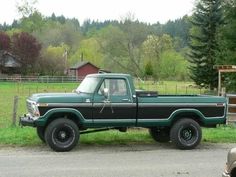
[52,125,75,147]
[179,125,198,145]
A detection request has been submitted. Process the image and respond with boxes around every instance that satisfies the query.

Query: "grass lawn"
[0,82,78,127]
[0,126,236,146]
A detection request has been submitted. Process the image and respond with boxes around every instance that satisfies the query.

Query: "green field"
[0,81,234,146]
[0,82,78,127]
[0,126,236,146]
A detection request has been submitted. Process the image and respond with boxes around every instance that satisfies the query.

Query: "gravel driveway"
[0,143,234,177]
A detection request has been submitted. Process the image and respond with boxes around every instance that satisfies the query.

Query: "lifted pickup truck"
[20,73,227,152]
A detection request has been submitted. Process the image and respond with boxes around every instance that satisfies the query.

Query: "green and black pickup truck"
[20,73,227,152]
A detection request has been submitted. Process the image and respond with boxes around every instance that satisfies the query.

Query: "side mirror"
[103,88,109,99]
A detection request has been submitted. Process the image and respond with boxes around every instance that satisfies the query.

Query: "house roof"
[70,61,99,70]
[0,51,22,68]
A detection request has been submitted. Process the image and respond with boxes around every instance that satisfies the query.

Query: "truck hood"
[28,92,92,103]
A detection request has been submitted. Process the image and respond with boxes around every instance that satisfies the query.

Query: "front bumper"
[19,114,36,127]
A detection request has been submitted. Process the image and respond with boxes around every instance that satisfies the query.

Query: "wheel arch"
[170,109,205,126]
[37,108,86,128]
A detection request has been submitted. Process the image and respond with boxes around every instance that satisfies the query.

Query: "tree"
[34,21,82,49]
[142,34,173,61]
[97,20,149,76]
[16,0,38,18]
[20,11,45,33]
[189,0,224,90]
[12,32,41,72]
[97,25,129,73]
[217,0,236,91]
[16,0,45,33]
[219,0,236,64]
[144,60,154,77]
[0,32,11,51]
[38,45,66,76]
[69,38,103,67]
[142,34,173,79]
[159,50,189,80]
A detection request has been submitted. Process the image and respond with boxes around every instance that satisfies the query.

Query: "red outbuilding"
[69,61,100,80]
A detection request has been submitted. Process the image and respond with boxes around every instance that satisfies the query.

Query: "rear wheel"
[36,126,45,143]
[149,127,170,142]
[45,118,79,152]
[170,118,202,150]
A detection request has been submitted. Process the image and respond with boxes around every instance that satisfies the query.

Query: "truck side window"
[98,79,128,96]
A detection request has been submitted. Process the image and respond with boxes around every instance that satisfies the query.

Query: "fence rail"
[0,76,83,83]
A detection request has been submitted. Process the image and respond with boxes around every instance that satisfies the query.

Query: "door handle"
[122,98,130,102]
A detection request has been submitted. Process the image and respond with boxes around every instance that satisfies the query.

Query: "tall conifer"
[189,0,224,90]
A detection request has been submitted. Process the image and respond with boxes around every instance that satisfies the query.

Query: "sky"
[0,0,195,25]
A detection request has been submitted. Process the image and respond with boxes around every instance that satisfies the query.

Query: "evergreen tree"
[189,0,224,90]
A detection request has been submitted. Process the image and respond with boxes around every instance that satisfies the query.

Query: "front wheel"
[36,126,45,143]
[170,119,202,150]
[44,118,79,152]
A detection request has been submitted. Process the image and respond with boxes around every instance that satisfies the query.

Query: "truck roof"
[87,73,132,78]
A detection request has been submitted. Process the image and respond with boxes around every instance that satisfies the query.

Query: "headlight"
[31,103,40,117]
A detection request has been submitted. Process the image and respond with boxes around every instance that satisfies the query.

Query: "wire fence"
[0,76,213,128]
[0,82,78,128]
[0,75,82,83]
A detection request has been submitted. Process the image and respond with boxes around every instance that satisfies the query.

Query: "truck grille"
[26,100,34,115]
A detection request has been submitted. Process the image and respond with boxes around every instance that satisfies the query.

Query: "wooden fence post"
[12,96,19,126]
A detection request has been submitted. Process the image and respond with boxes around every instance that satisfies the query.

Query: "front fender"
[35,108,87,126]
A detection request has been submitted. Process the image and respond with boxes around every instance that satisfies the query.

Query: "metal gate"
[227,94,236,123]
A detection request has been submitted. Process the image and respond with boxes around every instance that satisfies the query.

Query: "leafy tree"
[142,34,173,61]
[12,32,41,72]
[69,38,103,67]
[159,50,189,80]
[38,45,66,76]
[0,32,11,51]
[97,19,150,76]
[142,34,173,79]
[20,11,45,33]
[34,21,82,49]
[119,19,150,76]
[97,25,129,73]
[16,0,45,33]
[189,0,224,90]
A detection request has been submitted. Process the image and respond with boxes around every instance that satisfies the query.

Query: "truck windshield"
[76,77,100,94]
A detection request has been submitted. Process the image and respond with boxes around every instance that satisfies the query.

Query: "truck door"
[93,78,136,126]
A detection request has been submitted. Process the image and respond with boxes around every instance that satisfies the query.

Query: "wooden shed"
[69,61,100,80]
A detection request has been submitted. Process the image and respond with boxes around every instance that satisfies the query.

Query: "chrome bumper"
[19,114,36,127]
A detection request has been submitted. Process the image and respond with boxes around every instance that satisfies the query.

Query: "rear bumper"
[19,115,36,127]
